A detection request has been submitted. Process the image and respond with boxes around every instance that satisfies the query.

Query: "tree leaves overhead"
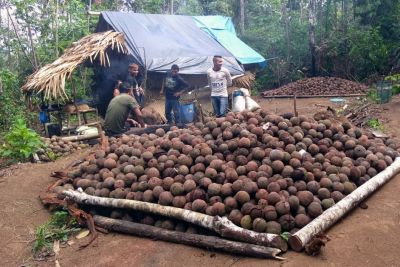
[1,0,399,95]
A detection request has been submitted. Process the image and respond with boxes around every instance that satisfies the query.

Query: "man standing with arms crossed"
[207,55,232,118]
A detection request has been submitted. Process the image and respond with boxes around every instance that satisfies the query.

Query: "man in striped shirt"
[207,55,232,118]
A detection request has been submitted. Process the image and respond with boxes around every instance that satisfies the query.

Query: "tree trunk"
[281,0,290,62]
[63,190,287,251]
[342,0,349,77]
[289,157,400,251]
[169,0,174,14]
[333,0,338,30]
[94,215,284,259]
[199,0,211,15]
[308,0,317,76]
[239,0,245,34]
[6,3,12,66]
[6,7,36,69]
[27,23,39,69]
[55,0,59,57]
[325,0,332,38]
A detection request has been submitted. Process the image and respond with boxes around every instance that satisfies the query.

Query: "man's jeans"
[211,96,228,118]
[165,98,181,124]
[134,93,144,107]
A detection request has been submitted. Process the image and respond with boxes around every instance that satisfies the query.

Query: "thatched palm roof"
[232,72,255,89]
[22,31,127,100]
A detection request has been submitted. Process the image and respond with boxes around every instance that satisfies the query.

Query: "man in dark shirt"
[159,64,189,124]
[114,64,145,107]
[104,83,145,136]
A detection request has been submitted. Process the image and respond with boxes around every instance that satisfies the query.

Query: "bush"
[0,70,25,132]
[385,73,400,95]
[0,117,44,163]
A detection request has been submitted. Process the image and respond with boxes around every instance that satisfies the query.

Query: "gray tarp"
[96,12,244,75]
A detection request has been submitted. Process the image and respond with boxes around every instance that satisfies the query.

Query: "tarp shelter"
[94,12,265,115]
[96,12,244,74]
[193,16,266,68]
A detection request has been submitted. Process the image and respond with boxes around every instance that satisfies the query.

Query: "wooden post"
[72,79,81,126]
[93,215,284,259]
[293,94,298,117]
[289,157,400,251]
[63,190,287,251]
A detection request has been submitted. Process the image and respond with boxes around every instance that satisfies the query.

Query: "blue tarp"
[97,12,244,75]
[193,16,266,68]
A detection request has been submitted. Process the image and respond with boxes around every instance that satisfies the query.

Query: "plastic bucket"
[180,102,195,123]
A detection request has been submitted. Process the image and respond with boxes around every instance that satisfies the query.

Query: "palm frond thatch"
[232,72,256,89]
[21,31,127,100]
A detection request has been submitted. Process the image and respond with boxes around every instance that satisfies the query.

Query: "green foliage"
[1,0,399,105]
[367,118,384,131]
[385,74,400,95]
[366,88,379,103]
[0,117,44,162]
[33,210,80,255]
[0,70,26,132]
[280,232,290,242]
[348,26,389,79]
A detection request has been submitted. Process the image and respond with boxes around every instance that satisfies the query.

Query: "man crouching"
[104,82,145,136]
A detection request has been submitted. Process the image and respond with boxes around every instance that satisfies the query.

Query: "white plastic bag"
[232,95,246,112]
[232,89,246,112]
[245,96,260,111]
[240,88,251,97]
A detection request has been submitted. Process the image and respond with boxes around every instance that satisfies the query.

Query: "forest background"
[0,0,399,132]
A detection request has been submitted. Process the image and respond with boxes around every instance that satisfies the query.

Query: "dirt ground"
[1,96,400,267]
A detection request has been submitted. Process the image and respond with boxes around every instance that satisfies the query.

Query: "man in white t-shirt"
[207,55,232,117]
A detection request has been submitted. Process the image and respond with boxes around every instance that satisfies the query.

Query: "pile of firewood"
[343,101,386,128]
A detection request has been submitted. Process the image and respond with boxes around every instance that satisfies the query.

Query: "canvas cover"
[193,16,266,67]
[97,12,244,75]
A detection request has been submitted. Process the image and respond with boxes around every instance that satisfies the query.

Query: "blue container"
[233,90,244,98]
[180,102,195,123]
[39,111,49,124]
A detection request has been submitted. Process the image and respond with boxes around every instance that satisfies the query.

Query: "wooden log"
[93,215,284,260]
[63,190,287,251]
[61,132,99,142]
[124,124,187,136]
[289,157,400,251]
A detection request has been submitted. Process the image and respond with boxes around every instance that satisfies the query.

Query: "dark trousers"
[135,94,144,107]
[165,98,181,124]
[211,96,228,118]
[104,123,130,137]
